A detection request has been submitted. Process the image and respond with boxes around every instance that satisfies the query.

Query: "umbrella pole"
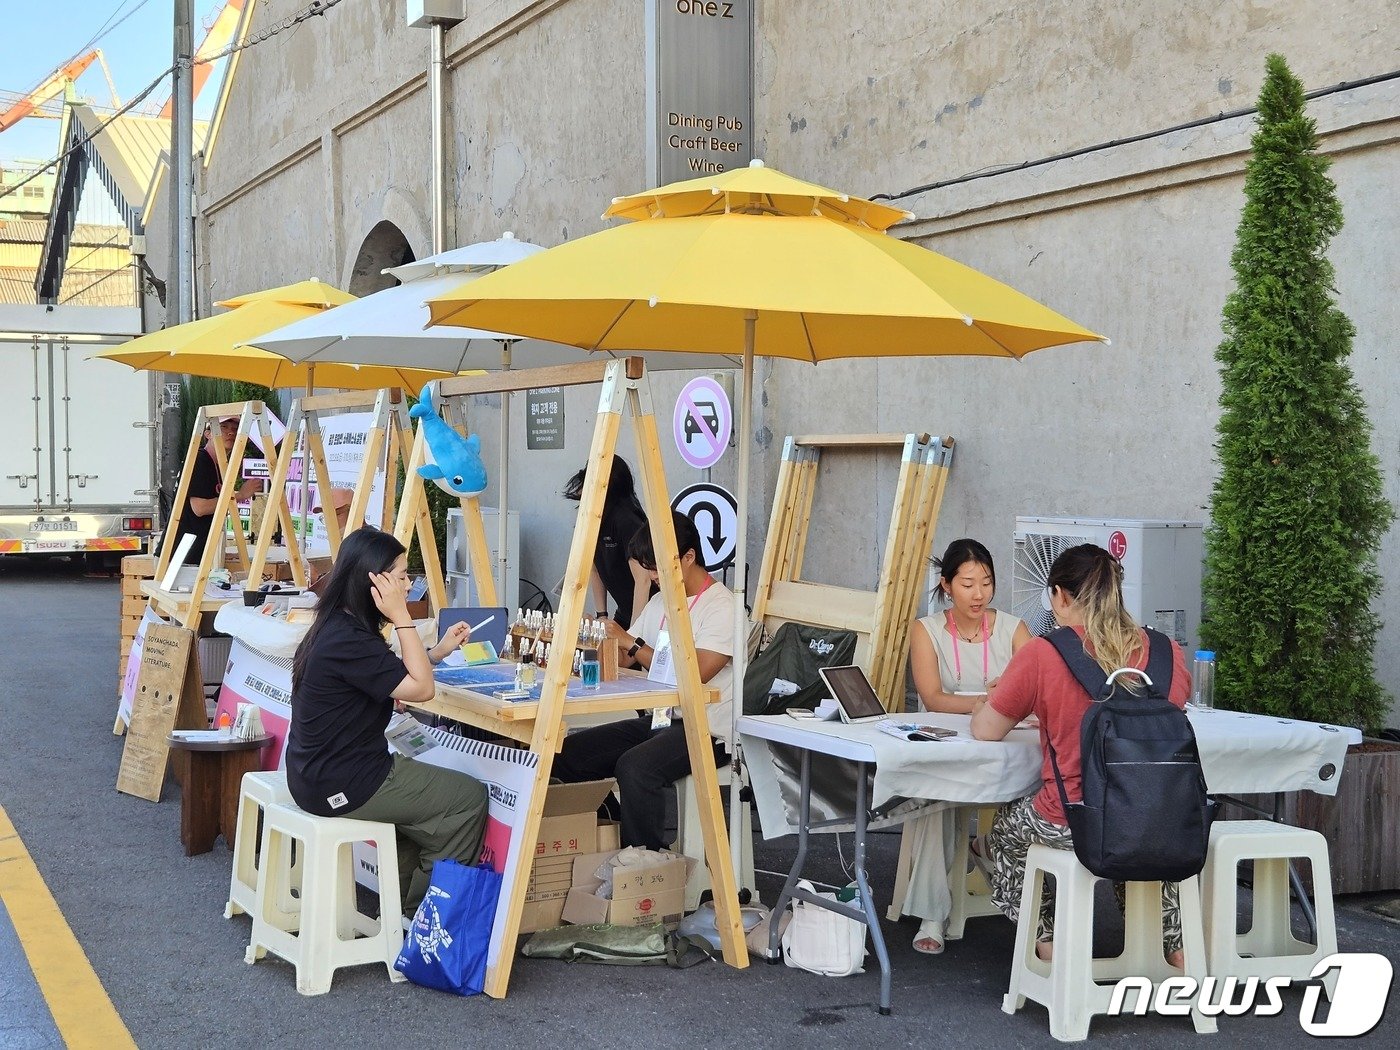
[498,342,512,610]
[299,364,314,567]
[730,311,756,893]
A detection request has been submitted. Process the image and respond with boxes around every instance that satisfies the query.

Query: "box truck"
[0,304,157,567]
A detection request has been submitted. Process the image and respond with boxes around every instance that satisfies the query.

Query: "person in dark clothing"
[550,512,736,850]
[171,415,263,564]
[562,454,653,627]
[287,528,485,915]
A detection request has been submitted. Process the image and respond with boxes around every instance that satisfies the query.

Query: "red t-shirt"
[989,626,1189,826]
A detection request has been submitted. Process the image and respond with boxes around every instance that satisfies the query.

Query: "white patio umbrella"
[248,234,734,611]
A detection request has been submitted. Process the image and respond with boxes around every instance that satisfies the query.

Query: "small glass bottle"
[580,648,602,690]
[519,650,537,689]
[1192,650,1215,709]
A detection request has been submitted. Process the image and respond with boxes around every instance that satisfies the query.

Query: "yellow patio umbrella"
[92,296,450,390]
[215,278,358,310]
[425,159,1107,881]
[602,162,912,229]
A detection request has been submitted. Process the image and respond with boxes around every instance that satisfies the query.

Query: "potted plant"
[1201,55,1398,894]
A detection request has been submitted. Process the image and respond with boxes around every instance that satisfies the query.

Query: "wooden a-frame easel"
[246,388,429,591]
[396,357,749,997]
[751,433,956,710]
[148,400,293,628]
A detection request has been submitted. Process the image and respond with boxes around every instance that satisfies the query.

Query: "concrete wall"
[197,0,1400,715]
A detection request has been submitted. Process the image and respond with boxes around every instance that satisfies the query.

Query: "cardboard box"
[531,779,615,861]
[562,849,691,928]
[516,779,618,933]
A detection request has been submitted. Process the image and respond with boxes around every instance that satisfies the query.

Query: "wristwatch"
[627,636,645,659]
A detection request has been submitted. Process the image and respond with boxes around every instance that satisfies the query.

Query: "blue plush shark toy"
[409,382,489,498]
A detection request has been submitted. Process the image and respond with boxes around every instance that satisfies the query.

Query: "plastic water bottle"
[1192,650,1216,709]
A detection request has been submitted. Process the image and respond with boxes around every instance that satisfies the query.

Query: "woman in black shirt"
[563,454,652,627]
[287,529,486,916]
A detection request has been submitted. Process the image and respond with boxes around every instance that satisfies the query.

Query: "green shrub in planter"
[1202,54,1393,733]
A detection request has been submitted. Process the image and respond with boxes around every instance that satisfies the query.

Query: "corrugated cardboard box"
[561,848,691,928]
[519,779,617,933]
[532,779,615,860]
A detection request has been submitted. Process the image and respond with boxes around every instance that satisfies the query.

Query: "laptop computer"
[817,664,889,724]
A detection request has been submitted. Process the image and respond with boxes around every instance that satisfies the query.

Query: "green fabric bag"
[521,924,716,968]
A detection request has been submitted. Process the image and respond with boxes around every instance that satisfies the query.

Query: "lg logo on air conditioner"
[1108,953,1393,1037]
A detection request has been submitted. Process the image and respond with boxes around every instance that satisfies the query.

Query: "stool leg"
[1177,877,1217,1035]
[1047,870,1096,1042]
[1113,882,1168,980]
[1003,863,1045,1015]
[373,836,407,983]
[226,792,260,919]
[296,839,337,995]
[1242,857,1304,958]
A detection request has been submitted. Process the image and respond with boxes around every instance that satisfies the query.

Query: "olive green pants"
[347,754,488,915]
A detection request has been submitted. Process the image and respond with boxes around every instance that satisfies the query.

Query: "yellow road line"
[0,804,136,1050]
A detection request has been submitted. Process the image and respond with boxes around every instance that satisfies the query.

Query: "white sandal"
[913,918,945,955]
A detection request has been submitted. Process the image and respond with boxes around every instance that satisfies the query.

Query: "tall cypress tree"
[1202,55,1392,731]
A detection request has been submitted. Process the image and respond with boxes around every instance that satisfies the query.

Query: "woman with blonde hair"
[971,543,1189,966]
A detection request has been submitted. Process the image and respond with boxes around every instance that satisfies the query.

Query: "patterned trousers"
[985,795,1183,954]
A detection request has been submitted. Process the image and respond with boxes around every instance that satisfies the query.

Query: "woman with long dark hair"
[971,544,1190,967]
[899,538,1031,954]
[287,529,487,917]
[563,454,651,627]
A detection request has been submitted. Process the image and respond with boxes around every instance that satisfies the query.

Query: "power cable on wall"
[871,68,1400,203]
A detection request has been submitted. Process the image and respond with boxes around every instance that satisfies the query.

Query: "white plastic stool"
[1203,820,1338,992]
[674,766,755,909]
[225,771,297,923]
[1003,844,1215,1042]
[885,805,1002,938]
[246,802,406,996]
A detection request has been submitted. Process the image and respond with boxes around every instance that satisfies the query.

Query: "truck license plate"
[30,520,78,532]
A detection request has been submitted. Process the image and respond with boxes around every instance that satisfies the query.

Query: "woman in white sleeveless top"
[900,539,1031,953]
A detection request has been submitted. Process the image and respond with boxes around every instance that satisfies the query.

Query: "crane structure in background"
[0,0,245,135]
[160,0,245,118]
[0,50,121,132]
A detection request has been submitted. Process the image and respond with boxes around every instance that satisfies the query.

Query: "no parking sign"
[673,376,732,469]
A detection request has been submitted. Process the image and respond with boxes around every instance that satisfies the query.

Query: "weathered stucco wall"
[198,0,1400,714]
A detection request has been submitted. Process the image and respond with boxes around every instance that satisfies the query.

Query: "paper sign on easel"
[116,624,207,802]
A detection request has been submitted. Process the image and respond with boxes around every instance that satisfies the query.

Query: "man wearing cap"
[171,415,263,564]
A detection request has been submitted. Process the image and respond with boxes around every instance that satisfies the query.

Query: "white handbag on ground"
[780,880,868,977]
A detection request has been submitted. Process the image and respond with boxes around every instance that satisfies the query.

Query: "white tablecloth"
[739,709,1361,839]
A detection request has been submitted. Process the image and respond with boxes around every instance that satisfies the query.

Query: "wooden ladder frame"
[151,400,289,629]
[246,388,423,591]
[750,433,956,709]
[399,357,749,997]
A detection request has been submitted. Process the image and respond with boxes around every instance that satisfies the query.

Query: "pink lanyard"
[947,611,989,686]
[660,576,713,631]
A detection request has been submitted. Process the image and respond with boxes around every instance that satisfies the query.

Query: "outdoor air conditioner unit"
[1010,517,1204,653]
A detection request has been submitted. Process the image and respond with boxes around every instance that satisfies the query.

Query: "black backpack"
[1046,627,1216,882]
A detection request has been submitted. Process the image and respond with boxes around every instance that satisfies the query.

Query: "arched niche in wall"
[347,220,415,296]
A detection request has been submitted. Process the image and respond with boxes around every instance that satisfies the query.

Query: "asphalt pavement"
[1,556,1397,1048]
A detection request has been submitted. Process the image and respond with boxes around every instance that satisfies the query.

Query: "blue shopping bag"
[394,860,502,996]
